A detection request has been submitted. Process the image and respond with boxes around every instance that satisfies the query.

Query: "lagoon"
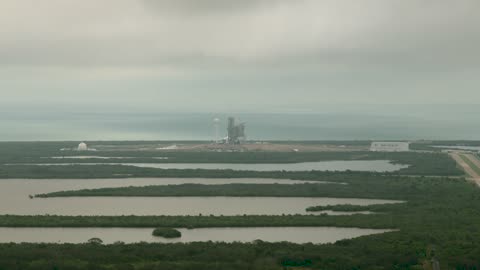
[18,160,407,172]
[0,179,400,216]
[0,227,395,244]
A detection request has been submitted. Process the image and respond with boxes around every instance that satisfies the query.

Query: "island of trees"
[152,228,182,238]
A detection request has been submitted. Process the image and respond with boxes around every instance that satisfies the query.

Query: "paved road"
[450,152,480,186]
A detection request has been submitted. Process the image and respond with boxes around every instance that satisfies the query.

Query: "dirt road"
[450,152,480,186]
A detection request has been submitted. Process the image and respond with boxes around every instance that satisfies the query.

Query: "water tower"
[213,118,220,143]
[77,142,88,151]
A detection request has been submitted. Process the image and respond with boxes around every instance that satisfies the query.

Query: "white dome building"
[77,142,88,151]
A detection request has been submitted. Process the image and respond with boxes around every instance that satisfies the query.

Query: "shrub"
[152,228,181,238]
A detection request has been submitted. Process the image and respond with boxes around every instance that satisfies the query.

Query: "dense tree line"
[36,182,402,198]
[1,231,480,269]
[0,214,398,229]
[0,165,380,179]
[34,176,461,201]
[0,239,428,270]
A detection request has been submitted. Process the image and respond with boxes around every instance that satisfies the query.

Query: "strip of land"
[463,153,480,174]
[450,152,480,186]
[0,214,397,229]
[34,183,406,199]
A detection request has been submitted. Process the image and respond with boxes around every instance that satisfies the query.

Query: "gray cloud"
[1,0,479,67]
[141,0,281,14]
[0,0,479,111]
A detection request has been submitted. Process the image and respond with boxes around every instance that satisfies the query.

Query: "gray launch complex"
[227,117,246,144]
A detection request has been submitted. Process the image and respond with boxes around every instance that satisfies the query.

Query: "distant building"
[370,142,410,152]
[77,142,88,151]
[157,144,178,150]
[227,117,246,144]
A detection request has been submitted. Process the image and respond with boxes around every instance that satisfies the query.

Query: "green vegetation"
[1,141,480,269]
[152,228,181,238]
[0,214,395,229]
[0,141,463,177]
[0,151,463,179]
[0,239,441,270]
[34,182,409,199]
[306,204,393,212]
[87,237,103,245]
[33,172,459,201]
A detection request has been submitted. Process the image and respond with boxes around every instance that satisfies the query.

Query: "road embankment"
[450,152,480,186]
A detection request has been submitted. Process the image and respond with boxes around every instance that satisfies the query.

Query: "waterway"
[0,227,395,244]
[0,179,401,215]
[16,160,407,172]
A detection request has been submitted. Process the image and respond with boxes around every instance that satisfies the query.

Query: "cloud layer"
[0,0,479,111]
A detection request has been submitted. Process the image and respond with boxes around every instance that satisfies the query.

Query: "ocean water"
[1,106,479,141]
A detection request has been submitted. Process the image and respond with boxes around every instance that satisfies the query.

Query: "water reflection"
[10,160,408,172]
[0,179,401,216]
[0,227,395,244]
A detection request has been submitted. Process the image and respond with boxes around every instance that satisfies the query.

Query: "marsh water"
[0,179,401,215]
[0,227,394,244]
[23,160,407,172]
[124,160,406,172]
[433,145,480,151]
[0,178,401,243]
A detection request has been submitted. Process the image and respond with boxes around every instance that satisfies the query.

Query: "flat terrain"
[0,141,463,178]
[94,141,369,152]
[199,142,369,152]
[1,141,480,269]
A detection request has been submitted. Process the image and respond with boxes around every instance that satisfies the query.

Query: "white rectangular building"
[370,142,410,152]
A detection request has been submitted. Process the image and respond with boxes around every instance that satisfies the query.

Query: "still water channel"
[17,160,408,172]
[0,227,395,244]
[0,179,401,215]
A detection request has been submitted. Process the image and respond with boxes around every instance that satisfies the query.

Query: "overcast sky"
[1,0,479,113]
